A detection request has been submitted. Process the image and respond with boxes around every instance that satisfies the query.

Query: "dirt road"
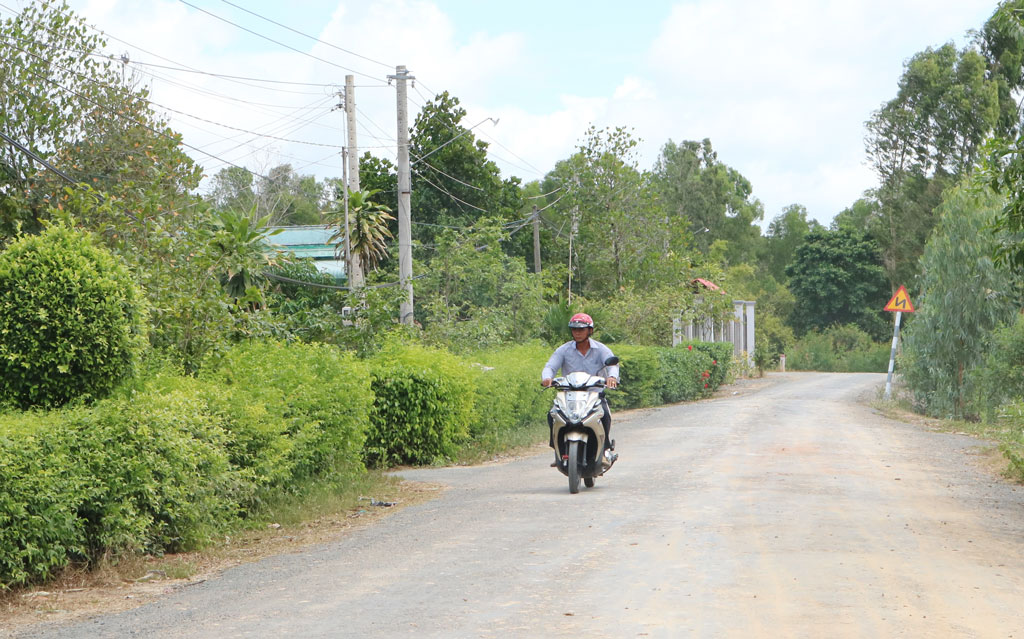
[12,373,1024,638]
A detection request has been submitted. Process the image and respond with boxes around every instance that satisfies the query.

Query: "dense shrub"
[976,313,1024,419]
[0,341,375,588]
[609,345,664,409]
[465,344,551,452]
[0,413,86,587]
[365,343,474,466]
[60,391,237,557]
[787,325,888,372]
[0,389,237,588]
[0,224,148,408]
[200,340,373,494]
[656,346,707,403]
[685,341,732,391]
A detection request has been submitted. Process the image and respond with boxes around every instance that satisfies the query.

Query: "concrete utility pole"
[532,205,541,273]
[344,75,364,288]
[390,65,415,325]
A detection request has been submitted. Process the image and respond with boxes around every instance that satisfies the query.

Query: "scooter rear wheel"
[567,441,581,494]
[584,477,595,488]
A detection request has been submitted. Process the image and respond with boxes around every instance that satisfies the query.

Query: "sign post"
[883,285,915,400]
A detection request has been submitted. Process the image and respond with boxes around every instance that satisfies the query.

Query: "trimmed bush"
[0,391,237,587]
[657,346,708,403]
[200,341,373,494]
[0,412,86,587]
[365,343,473,466]
[0,224,148,409]
[465,344,551,452]
[686,341,733,392]
[0,341,375,588]
[609,345,664,410]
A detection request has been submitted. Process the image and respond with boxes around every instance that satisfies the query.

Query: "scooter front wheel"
[567,441,581,494]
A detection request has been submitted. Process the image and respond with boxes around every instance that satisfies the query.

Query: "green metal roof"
[265,225,345,279]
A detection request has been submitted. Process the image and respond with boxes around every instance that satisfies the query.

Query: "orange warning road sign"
[884,285,915,313]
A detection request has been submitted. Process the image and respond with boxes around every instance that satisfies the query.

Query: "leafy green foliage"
[365,343,474,466]
[418,220,547,350]
[200,341,373,494]
[785,228,889,339]
[0,224,147,408]
[900,186,1018,418]
[207,164,325,227]
[653,138,764,264]
[608,343,725,410]
[210,208,282,302]
[328,188,394,271]
[464,344,552,453]
[761,204,822,282]
[410,92,522,248]
[0,412,86,587]
[0,0,202,239]
[785,325,889,372]
[975,312,1024,420]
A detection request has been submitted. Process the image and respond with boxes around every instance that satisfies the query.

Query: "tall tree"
[761,204,822,282]
[785,228,889,339]
[543,126,677,297]
[901,186,1018,418]
[653,138,763,264]
[409,92,521,247]
[863,41,1002,289]
[207,164,324,226]
[0,0,201,239]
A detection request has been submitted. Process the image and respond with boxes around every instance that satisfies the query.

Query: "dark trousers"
[548,398,612,449]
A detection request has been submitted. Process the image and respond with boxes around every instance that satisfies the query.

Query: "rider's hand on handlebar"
[542,378,553,388]
[606,377,618,389]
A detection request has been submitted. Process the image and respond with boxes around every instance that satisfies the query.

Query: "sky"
[6,0,1002,228]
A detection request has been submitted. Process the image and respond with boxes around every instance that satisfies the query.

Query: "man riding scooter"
[541,313,619,466]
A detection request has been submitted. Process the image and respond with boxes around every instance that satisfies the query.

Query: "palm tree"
[329,188,394,272]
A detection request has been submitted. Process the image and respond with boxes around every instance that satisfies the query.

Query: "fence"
[672,300,755,364]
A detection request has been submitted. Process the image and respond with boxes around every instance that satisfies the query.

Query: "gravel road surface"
[12,372,1024,638]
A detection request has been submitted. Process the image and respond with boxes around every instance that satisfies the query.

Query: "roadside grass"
[451,422,549,466]
[875,386,1024,484]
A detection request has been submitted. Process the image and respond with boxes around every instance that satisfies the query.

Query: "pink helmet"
[568,312,594,329]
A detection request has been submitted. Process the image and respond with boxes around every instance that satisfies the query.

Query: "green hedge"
[1,338,732,589]
[0,340,374,589]
[365,343,474,467]
[609,343,731,410]
[465,344,551,452]
[200,341,373,496]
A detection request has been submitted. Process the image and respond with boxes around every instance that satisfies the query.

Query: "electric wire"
[217,0,393,70]
[2,36,345,161]
[2,66,271,182]
[264,271,424,291]
[0,129,140,222]
[177,0,387,85]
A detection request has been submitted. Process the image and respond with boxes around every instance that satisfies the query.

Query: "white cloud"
[57,0,997,225]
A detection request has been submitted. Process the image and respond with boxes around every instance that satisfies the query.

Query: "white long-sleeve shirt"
[541,338,619,381]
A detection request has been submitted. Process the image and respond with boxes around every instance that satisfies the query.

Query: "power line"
[0,129,139,222]
[2,37,343,172]
[265,271,425,291]
[2,68,271,182]
[217,0,393,70]
[177,0,387,85]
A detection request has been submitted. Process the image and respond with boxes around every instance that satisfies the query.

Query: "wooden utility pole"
[390,65,415,325]
[344,75,364,288]
[532,205,541,273]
